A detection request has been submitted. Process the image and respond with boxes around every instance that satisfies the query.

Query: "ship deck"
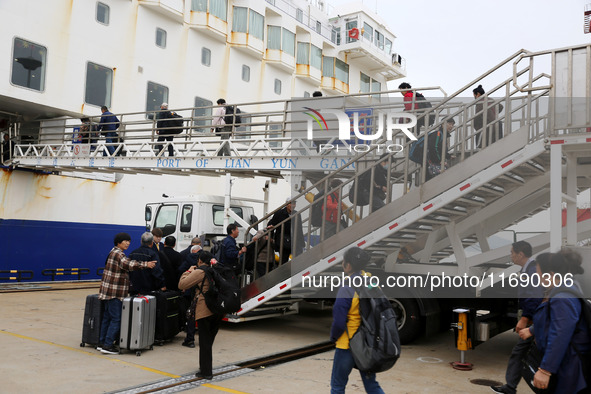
[2,282,520,393]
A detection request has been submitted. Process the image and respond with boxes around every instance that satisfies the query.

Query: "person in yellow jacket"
[329,247,385,393]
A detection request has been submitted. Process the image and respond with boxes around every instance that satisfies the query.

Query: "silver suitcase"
[120,295,156,356]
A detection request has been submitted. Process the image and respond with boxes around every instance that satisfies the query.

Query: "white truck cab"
[144,194,258,252]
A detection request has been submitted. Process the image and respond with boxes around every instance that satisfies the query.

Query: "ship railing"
[242,44,591,281]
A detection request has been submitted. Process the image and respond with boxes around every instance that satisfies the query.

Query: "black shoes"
[490,386,513,394]
[100,345,120,355]
[182,341,195,348]
[195,371,213,380]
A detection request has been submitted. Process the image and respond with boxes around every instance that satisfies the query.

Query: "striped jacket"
[98,247,150,301]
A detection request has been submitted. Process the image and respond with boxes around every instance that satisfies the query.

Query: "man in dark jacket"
[161,236,183,291]
[221,223,246,273]
[425,118,455,180]
[98,106,120,156]
[267,199,305,265]
[155,103,177,157]
[128,232,166,294]
[491,241,543,394]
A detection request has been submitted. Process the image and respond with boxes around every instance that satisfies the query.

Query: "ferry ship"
[0,0,406,282]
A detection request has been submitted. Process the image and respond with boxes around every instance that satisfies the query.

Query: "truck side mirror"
[145,207,152,222]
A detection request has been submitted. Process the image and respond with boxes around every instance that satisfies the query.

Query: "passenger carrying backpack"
[310,190,325,227]
[409,131,440,164]
[198,263,241,315]
[348,172,371,206]
[415,92,432,110]
[348,284,401,373]
[224,106,242,125]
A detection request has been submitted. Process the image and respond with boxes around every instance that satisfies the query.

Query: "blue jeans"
[100,298,122,348]
[331,348,384,394]
[104,132,117,156]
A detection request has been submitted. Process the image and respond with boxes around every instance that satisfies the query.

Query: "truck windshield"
[155,205,178,235]
[212,205,243,226]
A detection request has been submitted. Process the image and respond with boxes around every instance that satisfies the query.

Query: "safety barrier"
[0,270,34,282]
[41,268,90,281]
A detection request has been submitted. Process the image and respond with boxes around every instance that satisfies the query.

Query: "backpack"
[168,112,184,134]
[198,263,241,315]
[348,172,371,206]
[224,106,242,125]
[415,92,432,110]
[348,283,401,373]
[210,239,223,263]
[409,130,440,164]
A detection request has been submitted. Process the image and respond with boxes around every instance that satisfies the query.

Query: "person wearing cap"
[155,102,176,157]
[98,232,156,355]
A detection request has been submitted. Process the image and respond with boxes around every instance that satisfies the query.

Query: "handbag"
[521,340,557,394]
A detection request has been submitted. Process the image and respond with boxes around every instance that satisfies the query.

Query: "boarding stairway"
[236,45,591,323]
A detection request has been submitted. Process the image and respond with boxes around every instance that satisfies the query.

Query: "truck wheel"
[389,298,421,344]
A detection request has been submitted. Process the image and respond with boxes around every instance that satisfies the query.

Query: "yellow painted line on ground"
[201,383,250,394]
[0,329,180,378]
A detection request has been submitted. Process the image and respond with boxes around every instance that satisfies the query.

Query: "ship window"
[362,22,373,42]
[193,96,212,133]
[267,123,281,148]
[180,205,193,232]
[371,80,381,93]
[310,45,322,70]
[375,30,384,50]
[335,58,349,84]
[268,26,281,50]
[146,81,169,116]
[242,65,250,82]
[274,79,281,95]
[385,38,392,54]
[296,8,303,23]
[191,0,207,12]
[156,28,167,48]
[212,205,243,226]
[304,91,310,98]
[331,27,340,45]
[316,21,322,34]
[345,20,357,43]
[202,47,211,66]
[296,42,309,65]
[249,10,264,40]
[11,38,47,92]
[360,72,371,93]
[85,62,113,108]
[97,2,110,25]
[210,0,227,21]
[282,28,295,56]
[322,56,334,78]
[232,6,247,33]
[155,205,179,234]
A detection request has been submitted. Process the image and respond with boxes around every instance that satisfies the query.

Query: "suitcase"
[120,295,156,356]
[150,290,182,342]
[80,294,103,348]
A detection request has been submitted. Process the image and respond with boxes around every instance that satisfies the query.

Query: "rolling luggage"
[150,290,182,342]
[120,295,156,356]
[80,294,103,348]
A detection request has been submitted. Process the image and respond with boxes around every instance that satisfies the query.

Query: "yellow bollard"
[450,308,473,370]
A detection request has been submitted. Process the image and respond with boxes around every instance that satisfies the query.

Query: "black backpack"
[348,172,371,206]
[168,112,184,134]
[224,106,242,125]
[198,263,241,315]
[348,284,401,373]
[210,240,223,263]
[415,92,432,110]
[409,130,440,164]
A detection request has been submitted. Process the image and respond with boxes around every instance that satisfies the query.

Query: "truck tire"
[389,298,421,344]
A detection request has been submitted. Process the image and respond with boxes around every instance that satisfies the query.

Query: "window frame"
[155,28,167,48]
[274,78,282,95]
[242,64,250,82]
[201,47,211,66]
[84,61,113,108]
[96,2,110,25]
[11,37,47,92]
[146,81,169,117]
